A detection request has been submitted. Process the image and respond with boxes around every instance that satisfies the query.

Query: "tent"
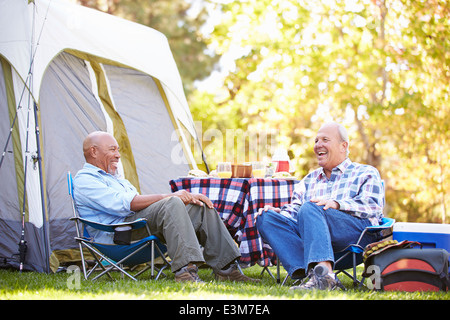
[0,0,206,273]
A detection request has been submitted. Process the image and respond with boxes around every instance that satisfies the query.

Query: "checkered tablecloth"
[170,178,249,236]
[243,178,299,266]
[169,177,299,267]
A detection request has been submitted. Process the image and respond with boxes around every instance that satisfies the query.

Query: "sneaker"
[290,265,345,291]
[175,264,204,283]
[215,264,260,283]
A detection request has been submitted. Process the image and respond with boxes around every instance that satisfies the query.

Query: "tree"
[77,0,449,222]
[193,0,449,223]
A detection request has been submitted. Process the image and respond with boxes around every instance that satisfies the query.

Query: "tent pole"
[198,138,210,173]
[33,102,50,273]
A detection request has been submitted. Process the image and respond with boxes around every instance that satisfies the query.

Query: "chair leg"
[276,259,281,284]
[154,243,171,280]
[78,238,171,281]
[151,240,155,279]
[260,266,275,280]
[83,244,114,280]
[260,258,281,283]
[281,273,290,286]
[234,260,244,274]
[78,242,88,280]
[359,276,367,288]
[352,252,357,287]
[133,240,171,280]
[83,242,137,281]
[281,273,301,286]
[93,254,138,281]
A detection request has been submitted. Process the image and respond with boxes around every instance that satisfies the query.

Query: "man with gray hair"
[73,131,258,283]
[256,122,385,290]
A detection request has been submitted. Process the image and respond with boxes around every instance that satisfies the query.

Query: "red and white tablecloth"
[169,177,299,267]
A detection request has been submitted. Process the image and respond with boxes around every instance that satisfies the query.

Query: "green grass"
[1,265,449,300]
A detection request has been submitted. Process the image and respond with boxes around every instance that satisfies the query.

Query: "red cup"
[274,160,289,172]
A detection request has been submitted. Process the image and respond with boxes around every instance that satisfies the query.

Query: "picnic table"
[169,177,299,267]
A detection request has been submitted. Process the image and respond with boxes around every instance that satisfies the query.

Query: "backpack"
[362,239,450,292]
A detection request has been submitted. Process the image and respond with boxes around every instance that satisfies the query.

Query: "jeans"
[256,201,380,279]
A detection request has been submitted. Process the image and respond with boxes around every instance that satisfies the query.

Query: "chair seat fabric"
[88,236,167,266]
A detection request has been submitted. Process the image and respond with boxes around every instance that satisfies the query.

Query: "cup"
[252,162,265,178]
[272,148,290,172]
[217,162,232,178]
[113,225,132,245]
[274,160,289,172]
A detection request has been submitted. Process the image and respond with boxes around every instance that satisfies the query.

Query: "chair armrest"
[366,217,395,233]
[366,225,389,232]
[70,217,148,232]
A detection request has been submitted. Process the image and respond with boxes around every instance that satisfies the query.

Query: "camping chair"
[281,217,396,287]
[333,217,396,287]
[67,171,171,281]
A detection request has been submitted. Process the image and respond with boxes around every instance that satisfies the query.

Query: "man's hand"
[172,190,193,205]
[172,190,214,209]
[191,193,214,209]
[310,198,340,210]
[255,205,281,221]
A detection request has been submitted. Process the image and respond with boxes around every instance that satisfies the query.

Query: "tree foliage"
[79,0,449,223]
[190,0,449,223]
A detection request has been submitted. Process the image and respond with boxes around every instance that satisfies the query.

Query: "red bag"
[363,240,449,292]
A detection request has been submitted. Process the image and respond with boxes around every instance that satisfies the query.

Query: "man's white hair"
[337,123,350,157]
[321,122,350,157]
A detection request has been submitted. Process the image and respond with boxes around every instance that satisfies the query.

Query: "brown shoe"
[215,264,260,283]
[175,264,205,283]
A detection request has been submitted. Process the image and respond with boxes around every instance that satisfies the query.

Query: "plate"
[271,176,298,180]
[176,176,208,179]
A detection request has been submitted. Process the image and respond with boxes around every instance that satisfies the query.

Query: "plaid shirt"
[280,158,384,226]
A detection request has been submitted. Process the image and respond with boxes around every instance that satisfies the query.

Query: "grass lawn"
[1,265,448,300]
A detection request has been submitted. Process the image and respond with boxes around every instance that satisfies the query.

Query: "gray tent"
[0,0,205,272]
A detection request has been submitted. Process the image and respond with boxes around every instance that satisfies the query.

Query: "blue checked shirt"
[280,158,384,226]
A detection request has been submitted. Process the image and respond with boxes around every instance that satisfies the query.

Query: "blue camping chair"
[280,217,396,287]
[333,217,396,287]
[67,171,171,281]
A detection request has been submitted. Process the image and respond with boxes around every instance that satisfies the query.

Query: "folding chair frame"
[334,217,395,287]
[67,171,171,281]
[72,228,171,281]
[260,260,282,283]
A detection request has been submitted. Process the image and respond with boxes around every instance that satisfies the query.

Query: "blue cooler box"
[393,222,450,264]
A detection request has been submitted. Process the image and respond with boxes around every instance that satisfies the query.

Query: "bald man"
[73,131,257,283]
[256,122,385,290]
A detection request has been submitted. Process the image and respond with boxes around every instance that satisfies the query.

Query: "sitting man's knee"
[300,201,317,211]
[298,201,324,219]
[157,196,187,216]
[255,213,265,230]
[166,195,185,207]
[256,210,279,230]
